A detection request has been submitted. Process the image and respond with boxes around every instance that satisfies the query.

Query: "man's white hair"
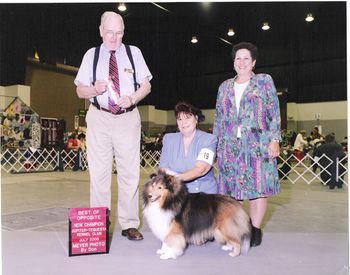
[100,11,124,28]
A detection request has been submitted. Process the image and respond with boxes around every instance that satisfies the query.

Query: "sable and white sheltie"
[142,171,252,260]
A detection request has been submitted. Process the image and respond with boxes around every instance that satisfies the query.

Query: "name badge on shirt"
[197,148,215,165]
[124,68,134,74]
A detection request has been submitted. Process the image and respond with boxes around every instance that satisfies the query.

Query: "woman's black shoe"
[251,226,262,247]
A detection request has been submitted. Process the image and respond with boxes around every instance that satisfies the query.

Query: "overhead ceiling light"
[227,28,235,36]
[262,22,270,31]
[305,13,314,22]
[191,36,198,44]
[202,2,211,9]
[34,51,40,61]
[118,3,127,12]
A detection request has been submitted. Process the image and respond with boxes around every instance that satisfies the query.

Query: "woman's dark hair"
[174,101,205,123]
[232,42,258,61]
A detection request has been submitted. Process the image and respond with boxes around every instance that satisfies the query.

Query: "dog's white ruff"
[144,202,178,259]
[143,202,174,241]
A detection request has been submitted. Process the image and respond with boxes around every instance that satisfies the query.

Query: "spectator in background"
[289,131,297,147]
[65,132,79,171]
[310,126,322,139]
[154,132,164,151]
[77,133,86,151]
[66,133,79,152]
[314,133,346,189]
[73,133,87,171]
[293,130,308,160]
[308,126,324,147]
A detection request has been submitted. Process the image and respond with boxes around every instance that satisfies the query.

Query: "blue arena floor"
[1,171,349,275]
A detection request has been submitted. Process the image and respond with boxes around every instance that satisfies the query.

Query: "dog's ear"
[157,169,167,176]
[166,174,183,193]
[162,174,173,191]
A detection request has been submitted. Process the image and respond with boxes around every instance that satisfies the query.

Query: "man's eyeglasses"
[105,30,124,37]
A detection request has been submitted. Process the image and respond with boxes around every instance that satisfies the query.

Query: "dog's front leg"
[221,243,233,251]
[155,235,184,259]
[157,242,178,259]
[156,242,168,255]
[159,246,178,260]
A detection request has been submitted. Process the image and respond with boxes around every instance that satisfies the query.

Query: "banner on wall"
[1,97,40,148]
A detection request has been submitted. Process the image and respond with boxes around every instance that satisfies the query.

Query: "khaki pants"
[86,104,141,230]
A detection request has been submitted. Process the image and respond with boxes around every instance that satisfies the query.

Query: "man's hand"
[118,95,134,108]
[94,80,108,95]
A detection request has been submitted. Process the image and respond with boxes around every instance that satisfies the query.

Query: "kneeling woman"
[159,101,218,194]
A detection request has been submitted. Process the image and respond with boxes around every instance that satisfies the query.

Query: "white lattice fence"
[140,150,161,174]
[277,152,348,185]
[337,155,348,185]
[1,148,347,186]
[0,148,83,173]
[1,148,58,173]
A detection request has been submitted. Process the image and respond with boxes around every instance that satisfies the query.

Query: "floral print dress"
[213,73,281,200]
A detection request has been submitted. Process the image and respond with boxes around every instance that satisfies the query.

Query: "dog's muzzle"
[148,194,160,203]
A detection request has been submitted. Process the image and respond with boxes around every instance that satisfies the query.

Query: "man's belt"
[91,102,135,115]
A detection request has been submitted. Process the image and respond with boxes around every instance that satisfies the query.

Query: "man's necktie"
[108,50,121,113]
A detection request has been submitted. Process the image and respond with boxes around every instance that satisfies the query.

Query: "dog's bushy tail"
[233,207,252,255]
[240,231,251,254]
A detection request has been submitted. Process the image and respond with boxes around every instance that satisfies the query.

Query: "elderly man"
[74,11,152,240]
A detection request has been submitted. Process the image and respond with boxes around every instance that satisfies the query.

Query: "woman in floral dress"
[213,42,281,247]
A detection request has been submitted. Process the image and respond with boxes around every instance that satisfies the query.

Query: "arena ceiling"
[0,2,347,109]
